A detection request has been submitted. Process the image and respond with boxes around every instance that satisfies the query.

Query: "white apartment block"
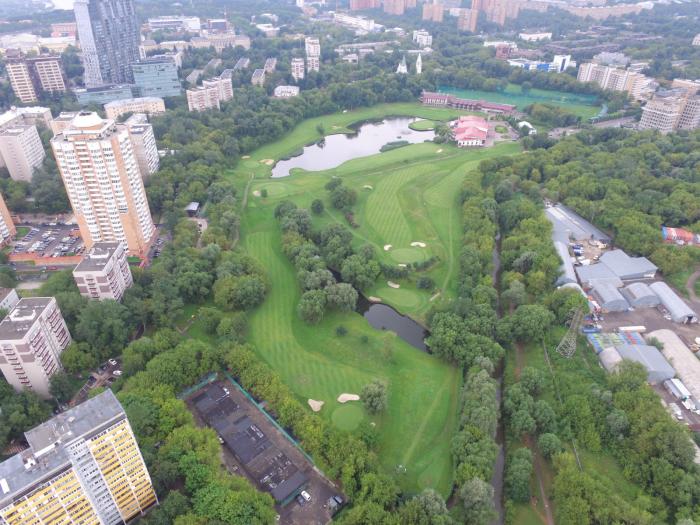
[202,76,233,102]
[639,94,683,133]
[577,62,654,101]
[251,69,266,86]
[412,30,432,47]
[5,60,37,103]
[0,106,53,131]
[0,192,16,247]
[50,112,156,256]
[73,241,133,301]
[30,56,66,95]
[307,56,320,73]
[104,97,166,120]
[273,85,300,98]
[0,125,46,182]
[0,288,20,312]
[518,32,551,41]
[264,57,277,73]
[693,34,700,46]
[0,297,71,398]
[305,37,321,58]
[291,58,305,81]
[125,114,159,178]
[147,15,201,32]
[186,85,221,111]
[334,13,376,32]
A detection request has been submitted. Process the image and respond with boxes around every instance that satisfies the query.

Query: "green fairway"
[439,84,602,119]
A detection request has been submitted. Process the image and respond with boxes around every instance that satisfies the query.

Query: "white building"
[306,56,320,73]
[577,62,655,101]
[518,31,551,41]
[416,53,423,75]
[396,56,408,74]
[0,297,71,398]
[305,37,321,58]
[73,241,133,301]
[252,69,266,86]
[125,114,159,178]
[147,15,201,33]
[202,76,234,102]
[693,34,700,46]
[412,30,432,47]
[0,192,15,247]
[273,85,300,98]
[186,85,221,111]
[0,125,45,182]
[50,112,156,256]
[104,97,166,120]
[0,288,19,312]
[291,58,305,81]
[334,13,376,32]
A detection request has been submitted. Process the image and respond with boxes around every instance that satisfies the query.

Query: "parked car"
[301,490,311,502]
[108,358,117,366]
[112,370,122,376]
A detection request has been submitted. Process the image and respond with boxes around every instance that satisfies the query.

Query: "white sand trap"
[242,155,251,159]
[308,399,324,412]
[260,159,274,166]
[436,149,443,153]
[383,244,392,251]
[368,296,382,303]
[337,393,360,403]
[363,185,373,190]
[252,190,261,197]
[429,292,441,302]
[398,263,407,268]
[387,281,400,289]
[411,241,427,248]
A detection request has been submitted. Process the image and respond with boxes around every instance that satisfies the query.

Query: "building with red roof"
[452,115,489,147]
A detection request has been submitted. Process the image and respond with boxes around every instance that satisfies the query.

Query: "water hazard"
[356,295,429,352]
[271,117,435,178]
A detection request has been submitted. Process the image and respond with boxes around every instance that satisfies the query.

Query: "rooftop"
[104,97,165,108]
[74,242,122,273]
[545,203,610,245]
[0,298,54,341]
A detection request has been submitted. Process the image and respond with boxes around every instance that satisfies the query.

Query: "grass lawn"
[409,119,436,131]
[15,226,30,239]
[439,84,601,120]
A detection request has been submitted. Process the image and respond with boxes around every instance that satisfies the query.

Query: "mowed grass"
[242,204,460,496]
[409,119,436,131]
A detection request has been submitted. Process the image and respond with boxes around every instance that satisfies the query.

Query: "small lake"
[357,295,429,352]
[271,117,435,178]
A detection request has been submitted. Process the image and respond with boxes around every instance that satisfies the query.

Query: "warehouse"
[599,250,657,280]
[545,204,610,245]
[647,329,700,401]
[649,282,698,324]
[621,282,660,308]
[592,281,629,312]
[575,263,622,289]
[615,344,675,384]
[554,241,577,285]
[598,347,623,372]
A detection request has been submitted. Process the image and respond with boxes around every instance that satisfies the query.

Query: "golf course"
[227,102,522,496]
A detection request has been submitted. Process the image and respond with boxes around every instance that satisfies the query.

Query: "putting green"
[389,248,428,263]
[254,182,289,197]
[375,287,422,309]
[332,404,365,431]
[409,119,436,131]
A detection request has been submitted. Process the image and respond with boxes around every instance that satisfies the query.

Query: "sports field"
[229,103,521,495]
[439,84,602,120]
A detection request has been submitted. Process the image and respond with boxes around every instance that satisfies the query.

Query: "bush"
[260,188,268,198]
[361,380,387,414]
[311,199,324,215]
[505,448,533,503]
[537,433,562,459]
[336,325,348,337]
[417,276,434,290]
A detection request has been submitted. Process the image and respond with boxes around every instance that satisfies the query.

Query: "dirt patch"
[337,393,360,403]
[260,159,274,166]
[308,399,324,412]
[363,185,373,190]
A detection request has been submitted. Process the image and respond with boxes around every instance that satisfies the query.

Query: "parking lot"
[70,358,122,407]
[187,379,342,525]
[12,223,84,258]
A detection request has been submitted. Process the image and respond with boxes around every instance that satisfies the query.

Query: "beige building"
[0,124,46,182]
[291,58,305,81]
[0,390,157,524]
[104,97,166,120]
[28,56,66,95]
[51,112,156,256]
[5,54,66,103]
[640,89,700,133]
[0,297,71,398]
[73,241,133,301]
[186,85,221,111]
[0,192,16,247]
[124,114,159,178]
[577,62,654,101]
[251,68,266,86]
[5,60,37,103]
[422,1,444,22]
[202,76,233,102]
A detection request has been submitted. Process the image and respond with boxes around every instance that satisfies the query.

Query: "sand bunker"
[383,244,392,251]
[436,149,443,153]
[410,241,427,248]
[260,159,274,166]
[242,155,251,159]
[252,190,261,197]
[308,399,324,412]
[337,393,360,403]
[363,185,373,190]
[398,263,407,268]
[387,281,400,289]
[368,296,382,303]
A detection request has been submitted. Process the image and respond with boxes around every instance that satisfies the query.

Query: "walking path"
[687,269,700,307]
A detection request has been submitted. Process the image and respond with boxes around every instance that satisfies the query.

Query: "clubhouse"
[420,91,515,114]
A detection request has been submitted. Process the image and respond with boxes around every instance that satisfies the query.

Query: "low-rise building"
[104,97,166,120]
[147,15,201,33]
[273,85,300,98]
[125,114,159,178]
[452,115,488,147]
[518,31,552,41]
[334,13,376,32]
[0,297,71,398]
[264,58,277,73]
[203,76,234,102]
[0,125,45,182]
[694,34,700,46]
[412,30,432,47]
[233,57,250,71]
[256,23,280,37]
[74,84,136,106]
[73,241,133,301]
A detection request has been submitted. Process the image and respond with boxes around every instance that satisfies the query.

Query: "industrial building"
[554,241,577,286]
[621,282,660,308]
[545,203,610,245]
[575,264,622,289]
[647,329,700,401]
[0,390,157,524]
[614,344,675,384]
[649,282,698,324]
[598,250,657,281]
[592,281,629,312]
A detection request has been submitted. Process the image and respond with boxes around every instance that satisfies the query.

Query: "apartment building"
[50,22,77,37]
[305,37,321,59]
[458,9,478,32]
[104,97,165,120]
[73,241,133,301]
[5,52,66,103]
[0,298,71,398]
[577,62,654,101]
[251,69,266,86]
[0,288,19,312]
[50,112,156,256]
[306,56,320,73]
[0,390,157,524]
[0,125,45,182]
[5,59,37,103]
[273,85,300,98]
[0,192,16,247]
[422,2,444,22]
[186,86,221,111]
[412,30,432,47]
[124,114,159,178]
[202,76,234,102]
[349,0,381,9]
[131,58,181,98]
[384,0,405,15]
[264,58,278,73]
[291,58,305,81]
[639,91,684,133]
[74,0,140,87]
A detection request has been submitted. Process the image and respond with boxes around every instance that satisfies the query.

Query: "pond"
[357,295,429,352]
[271,117,435,178]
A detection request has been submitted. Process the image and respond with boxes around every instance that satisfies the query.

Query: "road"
[548,116,637,139]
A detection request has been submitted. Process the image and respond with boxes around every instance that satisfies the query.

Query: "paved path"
[687,269,700,307]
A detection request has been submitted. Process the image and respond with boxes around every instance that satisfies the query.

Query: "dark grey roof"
[615,344,675,383]
[575,264,622,288]
[649,282,697,322]
[599,250,657,279]
[545,204,610,244]
[554,241,576,285]
[271,470,308,503]
[73,242,121,273]
[592,281,628,311]
[621,282,659,307]
[0,298,53,340]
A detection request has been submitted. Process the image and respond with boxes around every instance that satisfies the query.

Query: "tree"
[198,307,223,334]
[361,380,387,414]
[60,342,98,375]
[325,282,358,312]
[508,304,554,342]
[537,433,562,459]
[213,275,266,311]
[520,367,545,396]
[505,448,533,503]
[459,478,495,525]
[399,489,453,525]
[311,199,325,215]
[330,186,357,209]
[75,300,131,359]
[297,289,327,324]
[216,312,248,343]
[341,255,380,290]
[49,372,75,403]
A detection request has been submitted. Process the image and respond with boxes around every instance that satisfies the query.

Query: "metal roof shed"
[615,344,675,384]
[621,282,660,308]
[554,241,577,285]
[599,347,622,372]
[575,264,622,289]
[599,250,657,280]
[592,281,629,312]
[647,329,700,400]
[649,282,698,324]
